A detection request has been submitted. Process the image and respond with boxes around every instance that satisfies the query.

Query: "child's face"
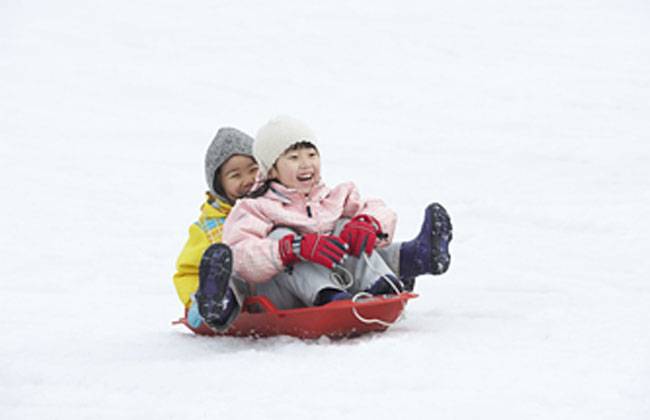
[271,147,321,195]
[217,155,259,202]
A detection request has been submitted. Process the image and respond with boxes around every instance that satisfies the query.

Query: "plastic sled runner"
[173,292,418,339]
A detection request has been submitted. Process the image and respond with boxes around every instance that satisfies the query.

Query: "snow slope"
[1,1,649,419]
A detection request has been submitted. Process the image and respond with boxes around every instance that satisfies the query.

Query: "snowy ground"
[1,1,649,419]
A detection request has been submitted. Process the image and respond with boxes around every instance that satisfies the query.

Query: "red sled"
[173,292,418,339]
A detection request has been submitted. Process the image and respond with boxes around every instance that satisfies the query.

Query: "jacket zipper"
[306,204,313,218]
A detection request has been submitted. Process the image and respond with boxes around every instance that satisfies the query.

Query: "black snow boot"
[314,288,353,306]
[365,274,404,296]
[401,277,416,292]
[195,243,238,331]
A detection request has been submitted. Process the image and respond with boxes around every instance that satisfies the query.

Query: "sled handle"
[243,296,279,314]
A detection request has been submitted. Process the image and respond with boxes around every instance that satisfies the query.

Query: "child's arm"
[173,223,211,308]
[221,199,286,284]
[339,182,397,247]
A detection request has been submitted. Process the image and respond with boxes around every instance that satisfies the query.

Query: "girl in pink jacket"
[218,116,453,310]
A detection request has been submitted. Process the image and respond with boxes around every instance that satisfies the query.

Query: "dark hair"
[246,141,319,199]
[212,167,233,204]
[248,178,274,198]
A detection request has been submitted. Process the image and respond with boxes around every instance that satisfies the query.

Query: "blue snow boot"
[195,243,238,331]
[399,203,453,278]
[365,274,404,296]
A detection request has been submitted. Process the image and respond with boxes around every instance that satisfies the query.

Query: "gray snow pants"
[249,223,399,310]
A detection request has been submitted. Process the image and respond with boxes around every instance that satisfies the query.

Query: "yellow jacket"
[173,195,232,308]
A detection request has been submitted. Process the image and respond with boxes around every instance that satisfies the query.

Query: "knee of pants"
[333,218,350,235]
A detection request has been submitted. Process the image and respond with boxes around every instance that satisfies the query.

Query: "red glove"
[339,214,386,257]
[278,233,348,270]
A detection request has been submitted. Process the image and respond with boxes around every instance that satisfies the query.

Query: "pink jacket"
[221,181,397,283]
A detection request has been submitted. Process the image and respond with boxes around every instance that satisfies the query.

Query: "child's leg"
[189,244,251,332]
[253,227,349,309]
[399,203,452,278]
[376,243,401,276]
[375,203,453,291]
[332,219,401,294]
[376,243,419,291]
[254,262,346,309]
[340,249,400,294]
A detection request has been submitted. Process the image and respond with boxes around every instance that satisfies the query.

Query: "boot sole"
[428,203,453,274]
[196,244,233,324]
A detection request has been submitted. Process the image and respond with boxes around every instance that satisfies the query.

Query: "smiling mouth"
[297,174,313,182]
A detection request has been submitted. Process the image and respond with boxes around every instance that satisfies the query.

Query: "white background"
[1,1,649,419]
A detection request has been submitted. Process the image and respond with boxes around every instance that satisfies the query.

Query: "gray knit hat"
[205,127,254,200]
[254,116,318,175]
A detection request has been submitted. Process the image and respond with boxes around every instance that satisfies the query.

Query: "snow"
[1,0,649,418]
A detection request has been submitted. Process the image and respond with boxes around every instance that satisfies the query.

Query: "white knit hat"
[254,115,318,175]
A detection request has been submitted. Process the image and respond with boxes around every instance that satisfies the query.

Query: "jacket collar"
[266,181,329,204]
[201,192,232,218]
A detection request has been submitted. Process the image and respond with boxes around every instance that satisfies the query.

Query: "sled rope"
[348,253,406,327]
[327,254,406,327]
[330,265,354,289]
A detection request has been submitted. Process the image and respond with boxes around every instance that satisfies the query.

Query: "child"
[173,127,259,331]
[219,116,453,310]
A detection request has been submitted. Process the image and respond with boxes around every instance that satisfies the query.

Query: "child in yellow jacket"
[173,127,258,331]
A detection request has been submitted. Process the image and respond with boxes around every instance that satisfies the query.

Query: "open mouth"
[297,174,314,182]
